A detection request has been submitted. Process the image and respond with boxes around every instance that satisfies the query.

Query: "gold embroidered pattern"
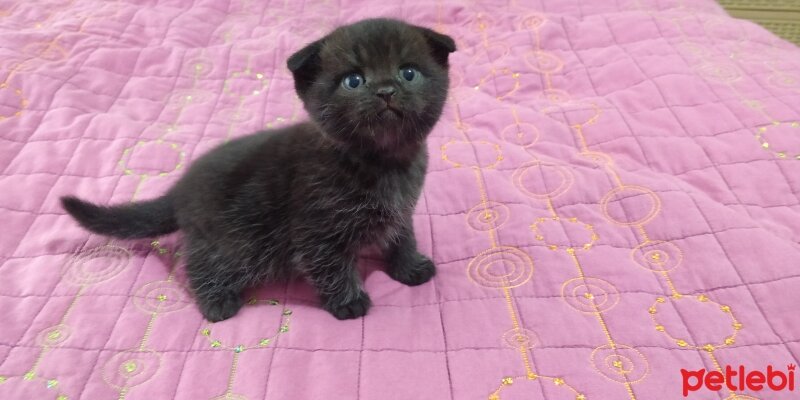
[105,241,181,400]
[0,82,28,121]
[649,296,742,351]
[466,201,510,231]
[0,2,123,125]
[199,298,292,400]
[564,3,758,398]
[222,55,269,142]
[512,160,575,200]
[0,244,130,400]
[101,349,162,393]
[755,121,800,160]
[447,10,586,399]
[103,49,206,397]
[668,11,800,160]
[466,247,534,289]
[519,9,647,400]
[441,139,504,169]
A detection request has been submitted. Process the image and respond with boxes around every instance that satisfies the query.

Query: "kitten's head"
[287,19,455,159]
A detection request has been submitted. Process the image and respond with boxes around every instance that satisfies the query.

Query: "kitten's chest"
[360,178,414,221]
[356,173,419,236]
[335,150,427,243]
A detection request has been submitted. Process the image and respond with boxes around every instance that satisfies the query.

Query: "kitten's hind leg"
[185,237,246,322]
[384,221,436,286]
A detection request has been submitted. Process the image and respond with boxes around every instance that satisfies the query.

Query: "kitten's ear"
[287,39,324,95]
[416,27,456,67]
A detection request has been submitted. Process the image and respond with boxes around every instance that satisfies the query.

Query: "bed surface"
[2,0,800,399]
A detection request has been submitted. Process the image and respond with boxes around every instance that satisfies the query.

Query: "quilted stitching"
[1,0,799,399]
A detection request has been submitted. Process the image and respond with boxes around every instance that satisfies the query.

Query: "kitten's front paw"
[390,255,436,286]
[324,290,372,320]
[199,291,244,322]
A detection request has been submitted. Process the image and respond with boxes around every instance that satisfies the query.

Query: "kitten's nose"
[375,86,396,103]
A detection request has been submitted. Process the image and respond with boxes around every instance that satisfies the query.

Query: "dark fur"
[61,19,455,321]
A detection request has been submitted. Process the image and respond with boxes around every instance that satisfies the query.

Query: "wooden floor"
[717,0,800,46]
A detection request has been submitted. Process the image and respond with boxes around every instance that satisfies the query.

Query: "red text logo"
[681,364,795,397]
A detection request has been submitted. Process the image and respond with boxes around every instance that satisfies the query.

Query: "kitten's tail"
[60,195,178,239]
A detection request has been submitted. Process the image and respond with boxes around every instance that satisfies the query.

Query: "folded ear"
[287,39,324,96]
[416,27,456,67]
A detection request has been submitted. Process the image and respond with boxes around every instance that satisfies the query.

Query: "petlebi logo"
[681,364,796,397]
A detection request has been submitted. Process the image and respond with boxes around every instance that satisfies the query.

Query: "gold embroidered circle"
[0,374,69,400]
[525,51,564,74]
[768,73,799,90]
[119,140,186,177]
[441,139,503,169]
[0,83,27,121]
[62,245,130,286]
[541,88,571,104]
[501,123,540,148]
[218,107,254,123]
[185,58,214,78]
[754,121,800,160]
[166,89,213,109]
[591,344,649,384]
[512,160,574,199]
[467,247,534,289]
[502,327,539,350]
[102,349,162,390]
[580,151,614,166]
[467,201,510,231]
[134,280,190,314]
[561,277,620,314]
[200,298,292,351]
[696,63,741,83]
[473,67,521,101]
[471,13,497,35]
[601,185,661,226]
[488,372,582,400]
[518,13,547,31]
[531,216,598,252]
[649,295,741,350]
[223,69,269,98]
[631,240,683,272]
[37,324,72,347]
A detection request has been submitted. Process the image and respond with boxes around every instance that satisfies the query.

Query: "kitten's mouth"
[378,106,403,118]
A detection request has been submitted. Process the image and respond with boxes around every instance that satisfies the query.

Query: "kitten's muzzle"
[375,85,397,104]
[378,106,402,118]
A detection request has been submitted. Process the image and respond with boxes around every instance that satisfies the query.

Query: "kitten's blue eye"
[342,73,364,89]
[400,67,418,82]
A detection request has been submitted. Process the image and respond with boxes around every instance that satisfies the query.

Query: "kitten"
[61,18,455,321]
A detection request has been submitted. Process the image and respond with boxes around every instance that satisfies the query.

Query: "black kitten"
[61,18,455,321]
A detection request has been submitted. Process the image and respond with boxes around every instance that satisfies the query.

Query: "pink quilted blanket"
[2,0,800,399]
